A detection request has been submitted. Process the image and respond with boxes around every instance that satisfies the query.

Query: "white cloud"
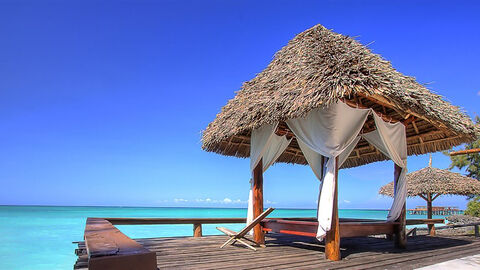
[192,197,247,204]
[343,200,351,204]
[174,198,188,203]
[266,200,277,204]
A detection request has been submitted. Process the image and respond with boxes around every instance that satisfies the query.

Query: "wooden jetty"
[73,216,458,269]
[74,229,480,269]
[408,206,463,216]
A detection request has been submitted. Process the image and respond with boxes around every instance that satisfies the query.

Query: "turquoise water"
[0,206,448,270]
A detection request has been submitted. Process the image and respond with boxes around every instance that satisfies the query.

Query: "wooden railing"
[102,217,445,238]
[417,221,480,237]
[105,217,247,237]
[406,219,444,225]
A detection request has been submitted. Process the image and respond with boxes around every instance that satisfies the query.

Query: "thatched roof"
[202,24,479,168]
[379,167,480,197]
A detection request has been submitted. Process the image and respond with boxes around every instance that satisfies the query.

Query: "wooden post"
[253,159,265,246]
[325,157,341,261]
[193,223,202,237]
[427,193,435,236]
[394,164,407,248]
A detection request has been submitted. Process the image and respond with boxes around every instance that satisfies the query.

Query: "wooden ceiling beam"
[412,121,420,135]
[402,115,416,127]
[360,93,454,132]
[356,93,410,119]
[342,98,399,123]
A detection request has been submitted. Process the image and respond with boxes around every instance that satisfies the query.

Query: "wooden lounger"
[216,207,275,251]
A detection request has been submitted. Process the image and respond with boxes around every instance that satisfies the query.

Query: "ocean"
[0,205,448,270]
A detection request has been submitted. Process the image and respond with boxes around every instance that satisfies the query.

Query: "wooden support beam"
[356,93,421,121]
[402,116,416,127]
[427,193,435,236]
[449,148,480,156]
[394,164,407,248]
[193,223,202,237]
[325,157,341,261]
[253,159,265,246]
[418,136,425,152]
[275,123,295,138]
[412,121,420,135]
[342,98,399,123]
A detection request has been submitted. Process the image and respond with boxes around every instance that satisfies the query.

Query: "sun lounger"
[216,207,274,251]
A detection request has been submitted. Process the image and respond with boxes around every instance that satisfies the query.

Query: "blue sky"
[0,0,478,210]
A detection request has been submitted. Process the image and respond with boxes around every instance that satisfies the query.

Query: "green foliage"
[464,197,480,217]
[447,116,480,215]
[448,116,480,180]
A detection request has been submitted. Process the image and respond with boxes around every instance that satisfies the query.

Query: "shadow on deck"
[75,233,480,269]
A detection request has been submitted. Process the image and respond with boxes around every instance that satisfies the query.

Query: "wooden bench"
[261,218,399,238]
[84,218,156,270]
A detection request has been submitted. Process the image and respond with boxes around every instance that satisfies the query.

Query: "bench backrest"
[237,207,274,238]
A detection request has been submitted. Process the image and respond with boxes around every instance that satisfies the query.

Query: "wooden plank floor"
[74,233,480,269]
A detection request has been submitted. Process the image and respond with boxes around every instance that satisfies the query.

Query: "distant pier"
[408,206,463,216]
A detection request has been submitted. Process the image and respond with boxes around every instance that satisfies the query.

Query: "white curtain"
[362,113,407,221]
[247,123,292,231]
[338,136,361,167]
[250,123,278,172]
[245,101,408,240]
[286,102,371,239]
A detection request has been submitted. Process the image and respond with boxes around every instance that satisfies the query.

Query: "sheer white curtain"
[286,102,371,239]
[362,113,407,221]
[245,101,408,240]
[247,123,291,229]
[250,123,278,172]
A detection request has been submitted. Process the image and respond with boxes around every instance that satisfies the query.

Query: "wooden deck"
[74,233,480,269]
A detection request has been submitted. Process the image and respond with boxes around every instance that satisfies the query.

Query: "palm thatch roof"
[379,167,480,197]
[202,24,479,168]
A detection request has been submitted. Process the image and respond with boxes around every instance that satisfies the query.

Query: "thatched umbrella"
[379,156,480,235]
[202,25,479,168]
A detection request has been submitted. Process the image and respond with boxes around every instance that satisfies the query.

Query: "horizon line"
[0,204,394,211]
